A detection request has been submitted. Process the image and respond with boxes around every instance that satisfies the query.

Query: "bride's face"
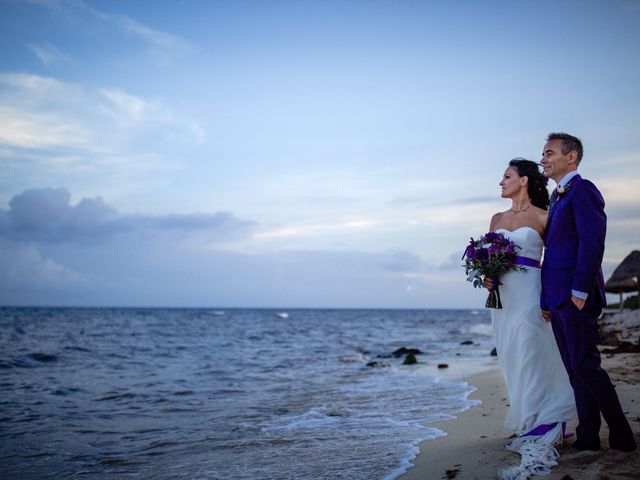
[499,166,525,198]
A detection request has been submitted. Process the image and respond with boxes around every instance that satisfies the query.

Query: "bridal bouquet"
[462,232,524,309]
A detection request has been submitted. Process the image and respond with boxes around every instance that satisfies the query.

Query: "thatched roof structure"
[605,250,640,294]
[605,277,638,293]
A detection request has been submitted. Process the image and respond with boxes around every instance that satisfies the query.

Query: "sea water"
[0,308,495,479]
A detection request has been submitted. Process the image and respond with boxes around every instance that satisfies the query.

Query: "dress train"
[499,423,564,479]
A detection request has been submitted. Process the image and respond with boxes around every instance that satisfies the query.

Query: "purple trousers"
[550,300,636,451]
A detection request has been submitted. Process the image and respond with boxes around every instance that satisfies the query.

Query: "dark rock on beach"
[392,347,424,357]
[437,363,449,369]
[402,353,418,365]
[445,468,460,479]
[460,340,474,346]
[490,347,498,356]
[366,361,389,368]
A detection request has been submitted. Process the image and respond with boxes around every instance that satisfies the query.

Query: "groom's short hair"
[547,132,584,165]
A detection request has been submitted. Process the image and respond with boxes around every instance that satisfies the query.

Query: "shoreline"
[399,351,640,480]
[398,367,511,480]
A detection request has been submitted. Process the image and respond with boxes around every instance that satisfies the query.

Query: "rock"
[437,363,449,369]
[366,361,388,368]
[392,347,423,357]
[402,353,418,365]
[460,340,474,345]
[490,347,498,356]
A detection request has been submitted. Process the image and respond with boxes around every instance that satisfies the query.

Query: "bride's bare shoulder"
[489,211,508,230]
[531,205,548,215]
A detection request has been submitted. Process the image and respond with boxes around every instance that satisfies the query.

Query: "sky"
[0,0,639,308]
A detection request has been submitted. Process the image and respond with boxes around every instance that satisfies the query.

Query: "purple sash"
[515,256,541,269]
[522,421,573,439]
[522,422,557,437]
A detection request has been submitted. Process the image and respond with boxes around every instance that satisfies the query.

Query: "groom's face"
[541,139,573,182]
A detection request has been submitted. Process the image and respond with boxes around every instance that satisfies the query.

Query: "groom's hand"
[571,295,586,310]
[541,310,550,321]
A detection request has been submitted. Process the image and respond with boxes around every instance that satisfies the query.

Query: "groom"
[540,132,636,457]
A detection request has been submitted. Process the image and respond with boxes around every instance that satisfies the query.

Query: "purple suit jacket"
[541,174,607,309]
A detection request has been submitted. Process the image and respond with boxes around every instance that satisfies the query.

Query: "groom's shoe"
[571,439,602,451]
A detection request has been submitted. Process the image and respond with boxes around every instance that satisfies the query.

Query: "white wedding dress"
[492,227,576,479]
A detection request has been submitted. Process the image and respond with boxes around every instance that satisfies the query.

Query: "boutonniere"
[556,183,572,195]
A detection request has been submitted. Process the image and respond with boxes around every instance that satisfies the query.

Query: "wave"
[463,322,494,337]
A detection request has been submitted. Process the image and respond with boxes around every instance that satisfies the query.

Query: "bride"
[485,158,576,479]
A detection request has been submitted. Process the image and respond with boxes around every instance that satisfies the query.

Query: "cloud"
[371,250,427,273]
[107,13,191,57]
[391,194,497,208]
[593,176,640,260]
[0,104,92,150]
[23,0,191,61]
[0,187,489,308]
[0,73,204,147]
[0,73,205,174]
[0,74,93,149]
[0,239,474,308]
[101,89,149,123]
[99,88,205,141]
[599,177,640,217]
[276,249,431,274]
[0,238,96,302]
[254,216,379,240]
[0,222,465,308]
[0,188,255,244]
[439,251,466,271]
[25,42,70,66]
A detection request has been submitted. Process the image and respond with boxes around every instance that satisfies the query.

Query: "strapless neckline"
[495,226,543,240]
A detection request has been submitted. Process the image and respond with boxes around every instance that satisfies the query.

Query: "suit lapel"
[546,174,582,237]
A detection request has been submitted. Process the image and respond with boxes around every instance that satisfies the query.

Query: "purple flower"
[462,231,524,288]
[462,231,526,308]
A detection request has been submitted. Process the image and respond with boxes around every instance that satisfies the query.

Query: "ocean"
[0,307,496,479]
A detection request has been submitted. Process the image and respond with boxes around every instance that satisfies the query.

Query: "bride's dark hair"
[508,157,549,210]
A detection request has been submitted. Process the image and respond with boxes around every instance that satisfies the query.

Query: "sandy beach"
[400,310,640,480]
